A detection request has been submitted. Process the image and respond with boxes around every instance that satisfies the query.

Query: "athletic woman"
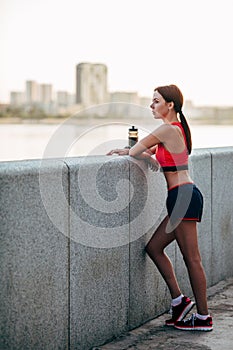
[107,84,213,331]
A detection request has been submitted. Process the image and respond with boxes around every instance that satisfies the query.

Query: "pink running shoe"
[174,313,213,331]
[165,296,195,326]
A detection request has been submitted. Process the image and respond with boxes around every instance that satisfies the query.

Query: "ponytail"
[179,111,192,154]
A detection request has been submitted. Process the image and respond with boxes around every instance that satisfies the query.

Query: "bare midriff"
[164,170,193,190]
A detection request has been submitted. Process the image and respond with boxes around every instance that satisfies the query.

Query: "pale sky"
[1,0,233,106]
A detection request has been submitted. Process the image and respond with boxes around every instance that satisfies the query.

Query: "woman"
[107,84,213,331]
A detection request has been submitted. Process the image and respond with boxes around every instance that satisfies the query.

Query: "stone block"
[128,158,171,328]
[67,156,130,349]
[0,160,69,350]
[211,147,233,283]
[129,234,175,329]
[174,149,213,297]
[190,149,212,285]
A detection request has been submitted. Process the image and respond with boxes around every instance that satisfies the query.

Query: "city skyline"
[1,0,233,107]
[7,63,154,117]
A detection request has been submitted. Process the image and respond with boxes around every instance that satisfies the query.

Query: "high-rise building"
[40,84,52,104]
[76,63,108,106]
[26,80,39,104]
[57,91,68,107]
[10,91,25,106]
[110,91,139,104]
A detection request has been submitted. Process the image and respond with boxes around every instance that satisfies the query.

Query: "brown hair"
[155,84,192,154]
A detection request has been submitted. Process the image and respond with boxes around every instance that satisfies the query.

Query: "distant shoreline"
[1,116,233,126]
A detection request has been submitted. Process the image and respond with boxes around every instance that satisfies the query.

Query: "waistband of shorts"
[168,182,194,191]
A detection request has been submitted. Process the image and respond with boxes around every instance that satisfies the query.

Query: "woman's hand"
[106,148,130,156]
[145,157,159,172]
[107,148,159,171]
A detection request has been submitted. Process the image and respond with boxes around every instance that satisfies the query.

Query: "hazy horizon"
[1,0,233,107]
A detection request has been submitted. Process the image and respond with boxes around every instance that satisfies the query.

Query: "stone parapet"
[0,148,233,349]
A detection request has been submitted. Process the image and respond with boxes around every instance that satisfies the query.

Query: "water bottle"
[128,126,138,148]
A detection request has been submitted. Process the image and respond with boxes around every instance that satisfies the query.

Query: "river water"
[0,121,233,162]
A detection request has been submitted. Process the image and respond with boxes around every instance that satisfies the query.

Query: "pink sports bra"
[156,122,189,172]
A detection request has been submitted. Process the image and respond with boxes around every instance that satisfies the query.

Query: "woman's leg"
[145,216,181,299]
[174,221,208,315]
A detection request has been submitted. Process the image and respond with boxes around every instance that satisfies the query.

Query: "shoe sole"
[165,301,195,327]
[174,325,213,331]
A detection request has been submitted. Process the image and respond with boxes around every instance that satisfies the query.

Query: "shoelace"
[186,313,196,327]
[168,306,173,315]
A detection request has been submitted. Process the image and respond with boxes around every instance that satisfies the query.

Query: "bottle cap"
[129,125,138,132]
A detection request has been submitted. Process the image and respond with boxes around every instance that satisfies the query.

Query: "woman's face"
[150,90,169,119]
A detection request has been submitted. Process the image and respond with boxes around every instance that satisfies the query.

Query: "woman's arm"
[129,125,168,157]
[145,145,158,155]
[107,124,168,158]
[132,151,159,172]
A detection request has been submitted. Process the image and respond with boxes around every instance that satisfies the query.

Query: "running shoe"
[165,296,195,326]
[174,313,213,331]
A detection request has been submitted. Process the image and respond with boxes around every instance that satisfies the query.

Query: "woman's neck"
[164,113,179,124]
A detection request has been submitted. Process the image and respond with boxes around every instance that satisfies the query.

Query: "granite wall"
[0,148,233,349]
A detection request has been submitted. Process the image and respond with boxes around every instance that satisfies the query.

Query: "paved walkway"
[93,278,233,350]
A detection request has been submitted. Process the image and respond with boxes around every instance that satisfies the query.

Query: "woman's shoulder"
[151,123,180,142]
